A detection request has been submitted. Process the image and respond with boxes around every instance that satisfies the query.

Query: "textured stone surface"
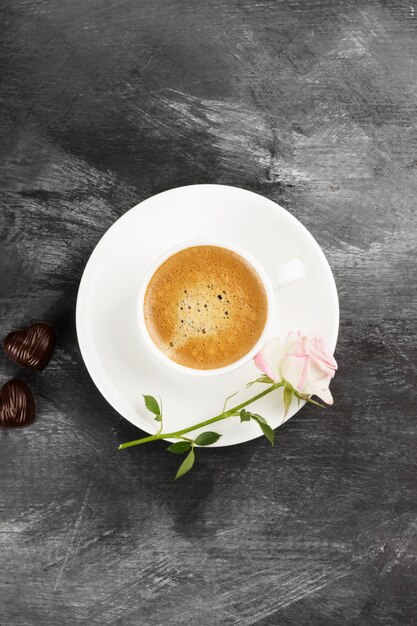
[1,1,416,624]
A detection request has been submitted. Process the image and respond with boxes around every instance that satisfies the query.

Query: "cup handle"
[269,258,305,290]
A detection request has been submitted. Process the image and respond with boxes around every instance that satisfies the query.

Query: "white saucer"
[76,185,339,447]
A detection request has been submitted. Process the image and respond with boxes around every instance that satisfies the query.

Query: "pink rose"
[254,331,337,404]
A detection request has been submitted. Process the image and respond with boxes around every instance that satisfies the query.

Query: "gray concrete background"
[1,1,416,624]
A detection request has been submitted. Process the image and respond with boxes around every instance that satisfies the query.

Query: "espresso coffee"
[144,245,268,369]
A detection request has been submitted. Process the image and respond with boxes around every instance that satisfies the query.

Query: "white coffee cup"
[138,240,305,376]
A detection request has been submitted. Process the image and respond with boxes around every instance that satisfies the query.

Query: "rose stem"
[119,382,283,450]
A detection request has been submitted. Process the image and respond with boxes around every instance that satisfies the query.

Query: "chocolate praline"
[4,321,56,370]
[0,379,36,427]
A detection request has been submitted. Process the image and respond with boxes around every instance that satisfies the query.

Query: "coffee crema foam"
[144,246,268,369]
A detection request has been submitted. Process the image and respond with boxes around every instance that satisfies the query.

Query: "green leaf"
[283,384,293,417]
[166,441,191,454]
[241,409,267,424]
[143,395,161,421]
[251,416,275,446]
[250,412,267,424]
[308,398,326,408]
[240,410,275,445]
[246,375,273,388]
[293,391,326,409]
[259,421,275,446]
[247,413,275,446]
[194,431,221,446]
[175,448,195,479]
[240,409,251,422]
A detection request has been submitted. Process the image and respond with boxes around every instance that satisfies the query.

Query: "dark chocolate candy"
[0,379,36,427]
[4,322,56,370]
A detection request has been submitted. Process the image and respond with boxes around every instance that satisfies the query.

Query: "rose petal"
[318,336,338,369]
[254,337,281,382]
[281,353,309,390]
[308,374,334,404]
[254,331,337,404]
[297,354,310,391]
[317,387,334,405]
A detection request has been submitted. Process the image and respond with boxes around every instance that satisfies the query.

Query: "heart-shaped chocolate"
[4,322,56,370]
[0,379,35,427]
